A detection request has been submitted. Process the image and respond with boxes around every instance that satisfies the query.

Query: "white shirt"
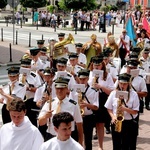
[117,34,130,51]
[0,81,26,104]
[38,97,83,135]
[0,116,43,150]
[69,85,99,115]
[106,63,118,80]
[78,53,87,66]
[19,72,41,99]
[39,137,84,150]
[52,71,76,98]
[88,71,115,91]
[105,90,139,120]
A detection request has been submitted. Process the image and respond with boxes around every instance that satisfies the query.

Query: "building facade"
[130,0,150,9]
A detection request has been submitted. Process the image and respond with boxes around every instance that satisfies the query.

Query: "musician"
[58,33,65,42]
[139,48,150,110]
[117,29,130,68]
[34,67,55,140]
[0,66,26,124]
[137,29,149,48]
[19,57,41,127]
[82,34,102,67]
[0,99,43,150]
[73,43,87,68]
[38,77,83,145]
[37,40,45,49]
[68,52,84,75]
[88,56,115,150]
[105,73,139,150]
[30,47,44,84]
[39,47,50,69]
[106,35,119,58]
[39,112,84,150]
[102,51,118,83]
[69,69,99,150]
[52,57,76,98]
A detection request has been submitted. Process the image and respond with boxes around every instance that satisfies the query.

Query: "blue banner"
[126,17,137,47]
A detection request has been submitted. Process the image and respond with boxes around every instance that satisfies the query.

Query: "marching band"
[0,11,150,150]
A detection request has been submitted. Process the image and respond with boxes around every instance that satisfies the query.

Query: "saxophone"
[78,91,84,115]
[115,98,124,132]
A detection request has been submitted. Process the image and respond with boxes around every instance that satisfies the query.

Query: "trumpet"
[78,91,84,115]
[115,98,124,132]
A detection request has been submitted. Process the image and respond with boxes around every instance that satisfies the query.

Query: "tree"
[20,0,47,8]
[59,0,97,11]
[0,0,7,9]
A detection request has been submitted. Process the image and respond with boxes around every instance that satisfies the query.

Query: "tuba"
[53,33,75,58]
[136,40,144,50]
[115,98,124,132]
[78,91,84,115]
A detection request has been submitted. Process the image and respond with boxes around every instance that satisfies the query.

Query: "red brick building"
[130,0,150,10]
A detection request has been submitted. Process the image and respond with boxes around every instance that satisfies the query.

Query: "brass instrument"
[53,34,75,58]
[78,91,84,115]
[115,98,124,132]
[136,40,144,50]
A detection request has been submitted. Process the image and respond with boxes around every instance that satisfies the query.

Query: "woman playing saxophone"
[105,73,139,150]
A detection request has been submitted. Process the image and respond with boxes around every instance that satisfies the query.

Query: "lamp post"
[12,0,15,45]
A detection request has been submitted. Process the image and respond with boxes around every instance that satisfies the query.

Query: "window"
[141,0,143,5]
[135,0,138,5]
[148,0,150,7]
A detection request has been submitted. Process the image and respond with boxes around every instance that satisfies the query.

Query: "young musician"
[105,73,139,150]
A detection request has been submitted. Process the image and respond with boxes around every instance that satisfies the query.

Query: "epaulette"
[111,65,116,68]
[38,83,45,88]
[67,73,71,77]
[139,66,144,70]
[91,88,98,92]
[77,66,82,69]
[139,75,143,78]
[140,59,145,62]
[19,83,25,87]
[31,72,36,77]
[69,99,77,105]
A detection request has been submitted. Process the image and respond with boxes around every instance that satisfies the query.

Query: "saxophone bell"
[78,91,85,116]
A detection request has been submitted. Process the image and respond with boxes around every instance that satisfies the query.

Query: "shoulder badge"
[111,65,116,68]
[91,87,98,92]
[31,72,36,77]
[69,99,77,105]
[67,73,71,77]
[19,83,25,87]
[139,66,144,70]
[139,75,143,78]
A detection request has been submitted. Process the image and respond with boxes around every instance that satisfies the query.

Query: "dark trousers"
[80,20,85,31]
[71,125,78,142]
[111,119,138,150]
[145,84,150,107]
[86,21,90,30]
[2,104,11,124]
[39,125,48,141]
[83,114,95,150]
[25,98,39,127]
[119,47,127,68]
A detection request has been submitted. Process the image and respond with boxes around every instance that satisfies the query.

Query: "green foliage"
[59,0,68,11]
[47,5,56,13]
[0,0,7,9]
[109,5,118,11]
[59,0,97,11]
[135,4,141,11]
[100,6,110,13]
[20,0,47,8]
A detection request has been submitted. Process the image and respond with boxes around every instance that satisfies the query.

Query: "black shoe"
[106,129,111,134]
[93,134,98,140]
[146,106,150,110]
